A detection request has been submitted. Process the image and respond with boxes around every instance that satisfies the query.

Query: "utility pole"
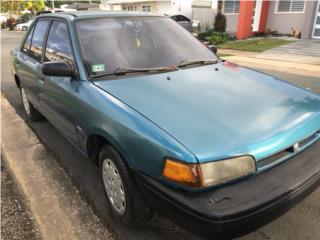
[51,0,55,12]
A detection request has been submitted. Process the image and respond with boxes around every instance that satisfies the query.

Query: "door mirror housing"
[43,61,75,78]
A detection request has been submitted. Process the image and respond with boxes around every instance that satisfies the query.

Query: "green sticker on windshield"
[91,64,105,73]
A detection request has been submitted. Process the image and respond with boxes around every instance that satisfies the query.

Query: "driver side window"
[44,20,73,66]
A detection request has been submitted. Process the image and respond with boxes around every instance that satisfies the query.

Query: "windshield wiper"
[90,66,178,79]
[177,59,218,68]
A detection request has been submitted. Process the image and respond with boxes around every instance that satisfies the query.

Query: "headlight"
[162,156,256,188]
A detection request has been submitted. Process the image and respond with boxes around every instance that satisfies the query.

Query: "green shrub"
[1,21,7,29]
[208,32,229,45]
[197,28,215,41]
[20,13,33,22]
[214,13,227,32]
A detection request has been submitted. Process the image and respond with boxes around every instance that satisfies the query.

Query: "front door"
[313,1,320,39]
[40,19,79,144]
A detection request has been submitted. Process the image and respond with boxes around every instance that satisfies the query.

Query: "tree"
[214,13,227,32]
[23,0,46,15]
[44,0,71,9]
[0,1,21,14]
[20,12,33,22]
[44,0,101,9]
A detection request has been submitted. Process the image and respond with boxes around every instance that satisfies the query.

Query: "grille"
[258,131,320,168]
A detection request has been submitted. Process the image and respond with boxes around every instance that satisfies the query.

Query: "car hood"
[95,63,320,163]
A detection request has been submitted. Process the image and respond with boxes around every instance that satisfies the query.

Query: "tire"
[99,144,152,228]
[22,26,27,31]
[20,87,43,121]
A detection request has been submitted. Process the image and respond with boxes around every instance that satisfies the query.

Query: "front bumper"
[135,140,320,239]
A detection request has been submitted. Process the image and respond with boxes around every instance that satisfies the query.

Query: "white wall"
[156,1,172,14]
[225,14,239,33]
[170,0,193,18]
[266,0,309,35]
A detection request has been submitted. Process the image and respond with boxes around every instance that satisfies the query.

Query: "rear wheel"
[99,144,152,228]
[20,87,43,121]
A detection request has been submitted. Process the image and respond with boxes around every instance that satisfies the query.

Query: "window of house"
[276,0,305,13]
[127,5,134,11]
[44,21,73,66]
[142,4,151,12]
[223,0,240,14]
[29,20,50,62]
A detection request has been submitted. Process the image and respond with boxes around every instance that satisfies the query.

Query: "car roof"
[36,11,166,21]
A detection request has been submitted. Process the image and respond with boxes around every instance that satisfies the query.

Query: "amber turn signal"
[162,158,202,187]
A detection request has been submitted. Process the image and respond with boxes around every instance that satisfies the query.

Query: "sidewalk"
[219,49,320,78]
[1,96,116,240]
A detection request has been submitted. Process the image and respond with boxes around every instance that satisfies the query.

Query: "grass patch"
[217,53,233,57]
[218,38,293,52]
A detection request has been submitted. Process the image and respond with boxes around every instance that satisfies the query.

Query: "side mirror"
[209,46,218,54]
[43,61,75,78]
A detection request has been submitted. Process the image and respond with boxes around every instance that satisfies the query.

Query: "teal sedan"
[11,12,320,239]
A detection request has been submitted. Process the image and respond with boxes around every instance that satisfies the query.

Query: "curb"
[1,96,116,240]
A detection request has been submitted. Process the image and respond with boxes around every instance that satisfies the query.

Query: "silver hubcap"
[102,159,126,215]
[21,88,30,115]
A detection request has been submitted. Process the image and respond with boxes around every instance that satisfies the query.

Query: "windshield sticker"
[91,64,105,73]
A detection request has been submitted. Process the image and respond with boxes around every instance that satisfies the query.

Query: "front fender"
[75,81,198,178]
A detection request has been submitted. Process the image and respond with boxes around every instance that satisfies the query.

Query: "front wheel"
[99,144,152,228]
[20,87,43,121]
[22,26,27,31]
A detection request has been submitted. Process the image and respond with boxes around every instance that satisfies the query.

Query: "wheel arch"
[86,130,134,168]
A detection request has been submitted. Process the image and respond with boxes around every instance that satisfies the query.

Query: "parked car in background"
[16,19,33,31]
[0,15,7,23]
[169,14,193,32]
[11,12,320,240]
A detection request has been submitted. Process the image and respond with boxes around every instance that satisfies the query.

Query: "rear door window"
[21,25,35,54]
[30,20,50,62]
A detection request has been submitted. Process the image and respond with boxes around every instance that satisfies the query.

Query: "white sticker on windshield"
[91,64,105,73]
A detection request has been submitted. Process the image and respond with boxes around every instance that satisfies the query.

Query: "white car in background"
[16,20,33,31]
[0,15,7,23]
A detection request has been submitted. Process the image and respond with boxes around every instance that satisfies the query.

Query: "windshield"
[76,17,218,77]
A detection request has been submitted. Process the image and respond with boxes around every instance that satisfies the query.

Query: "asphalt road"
[1,30,320,240]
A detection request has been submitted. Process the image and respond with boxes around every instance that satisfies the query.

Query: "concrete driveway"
[264,39,320,57]
[258,39,320,65]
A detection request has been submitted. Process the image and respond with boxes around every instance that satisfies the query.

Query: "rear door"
[39,19,79,144]
[16,19,50,109]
